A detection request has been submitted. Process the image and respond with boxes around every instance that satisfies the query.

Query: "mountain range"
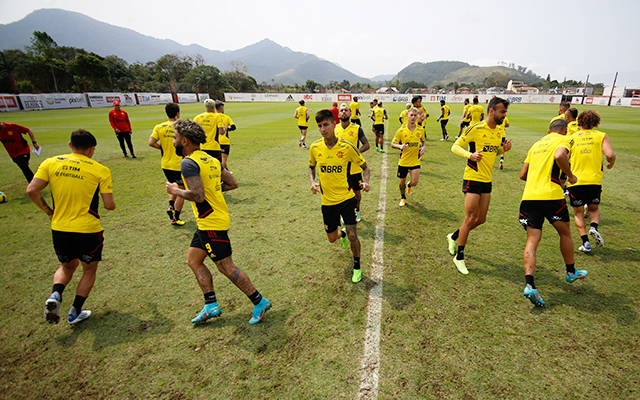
[0,8,540,87]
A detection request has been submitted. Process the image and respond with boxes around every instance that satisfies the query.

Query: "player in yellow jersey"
[349,96,361,126]
[468,97,484,124]
[335,103,370,222]
[294,99,310,148]
[550,101,570,125]
[215,100,236,171]
[412,95,430,139]
[446,97,512,274]
[391,108,426,207]
[457,98,471,138]
[369,101,388,152]
[564,107,579,136]
[194,99,223,161]
[398,102,411,125]
[308,110,371,283]
[27,129,116,325]
[498,116,510,170]
[518,119,585,307]
[166,119,271,325]
[148,102,186,226]
[567,110,616,253]
[437,99,451,141]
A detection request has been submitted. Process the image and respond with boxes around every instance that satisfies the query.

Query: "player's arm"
[125,113,132,132]
[498,139,512,155]
[519,162,529,180]
[480,111,485,121]
[602,134,616,169]
[438,107,444,121]
[399,115,403,124]
[419,140,426,157]
[109,112,120,133]
[101,193,116,210]
[148,136,161,149]
[167,175,206,202]
[384,110,388,120]
[554,147,577,184]
[294,110,299,119]
[357,127,370,153]
[451,140,483,161]
[221,168,238,192]
[360,162,371,192]
[26,178,54,220]
[308,165,320,194]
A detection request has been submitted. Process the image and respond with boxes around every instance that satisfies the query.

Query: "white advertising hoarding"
[88,93,136,107]
[18,93,88,110]
[136,92,173,105]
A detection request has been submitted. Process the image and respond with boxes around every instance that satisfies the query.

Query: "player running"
[437,99,451,141]
[349,97,362,126]
[215,100,236,171]
[294,100,310,148]
[399,102,411,125]
[308,110,371,283]
[412,96,430,139]
[166,119,271,324]
[468,97,484,125]
[498,116,510,170]
[194,99,223,161]
[457,98,471,138]
[369,101,388,152]
[446,97,512,274]
[391,108,426,207]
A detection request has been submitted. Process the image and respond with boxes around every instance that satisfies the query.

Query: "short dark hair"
[315,109,334,124]
[378,101,382,106]
[215,100,224,111]
[464,98,469,104]
[299,100,305,106]
[411,95,422,104]
[566,107,578,120]
[165,102,180,119]
[577,110,601,130]
[174,119,206,145]
[71,129,97,150]
[440,100,445,105]
[353,96,358,101]
[473,96,479,104]
[549,119,568,133]
[488,97,509,111]
[560,101,571,111]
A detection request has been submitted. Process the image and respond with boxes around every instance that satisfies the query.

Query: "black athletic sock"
[52,283,66,297]
[407,183,411,188]
[174,210,181,220]
[590,222,598,231]
[169,200,175,209]
[204,291,217,304]
[525,275,535,289]
[566,263,576,274]
[248,291,263,306]
[341,230,346,238]
[451,229,460,241]
[456,245,465,261]
[401,194,406,199]
[581,235,589,245]
[72,295,87,312]
[353,256,361,270]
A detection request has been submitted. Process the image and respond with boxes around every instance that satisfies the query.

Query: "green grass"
[0,102,639,399]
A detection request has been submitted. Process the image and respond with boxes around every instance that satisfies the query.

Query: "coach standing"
[0,121,40,182]
[109,101,136,158]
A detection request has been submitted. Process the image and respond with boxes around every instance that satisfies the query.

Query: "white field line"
[357,147,388,399]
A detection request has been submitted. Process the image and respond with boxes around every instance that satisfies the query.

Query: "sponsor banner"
[199,93,210,101]
[177,93,198,103]
[0,95,19,111]
[136,92,173,105]
[87,93,136,108]
[18,93,88,110]
[630,98,640,107]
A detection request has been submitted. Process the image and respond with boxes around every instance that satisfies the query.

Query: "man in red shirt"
[108,101,135,158]
[0,121,41,182]
[330,102,339,124]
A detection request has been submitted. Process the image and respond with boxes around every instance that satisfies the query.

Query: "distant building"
[376,86,400,94]
[563,87,593,95]
[486,87,505,94]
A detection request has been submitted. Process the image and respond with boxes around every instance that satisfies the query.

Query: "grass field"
[0,101,639,399]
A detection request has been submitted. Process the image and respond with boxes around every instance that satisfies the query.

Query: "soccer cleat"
[566,269,588,283]
[589,227,604,247]
[299,141,302,148]
[302,143,307,148]
[131,154,137,159]
[399,198,406,207]
[67,306,91,325]
[167,206,175,221]
[340,229,348,249]
[440,138,445,141]
[584,205,589,218]
[445,135,449,140]
[249,298,271,324]
[356,210,361,222]
[123,154,128,158]
[579,242,592,253]
[452,256,469,275]
[499,160,504,170]
[44,292,61,325]
[523,285,545,307]
[171,218,185,226]
[407,185,412,196]
[191,302,221,323]
[352,269,362,283]
[447,233,457,256]
[379,148,385,153]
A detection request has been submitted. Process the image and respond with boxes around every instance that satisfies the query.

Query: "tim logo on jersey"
[320,165,343,173]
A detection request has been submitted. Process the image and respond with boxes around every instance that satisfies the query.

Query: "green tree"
[305,79,319,92]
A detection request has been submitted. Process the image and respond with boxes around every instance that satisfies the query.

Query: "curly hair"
[577,110,601,130]
[174,119,206,145]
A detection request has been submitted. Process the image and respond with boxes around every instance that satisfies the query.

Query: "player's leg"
[342,197,362,282]
[572,205,590,251]
[67,260,98,324]
[408,168,420,190]
[551,221,575,267]
[116,132,128,156]
[323,203,346,245]
[300,127,307,147]
[124,132,135,157]
[397,166,408,206]
[186,237,221,323]
[523,226,545,306]
[12,154,34,182]
[221,152,229,170]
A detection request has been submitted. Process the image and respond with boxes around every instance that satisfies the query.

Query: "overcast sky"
[2,0,640,87]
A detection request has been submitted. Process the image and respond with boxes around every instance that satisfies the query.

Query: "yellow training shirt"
[296,106,308,127]
[521,133,573,201]
[441,104,450,120]
[567,121,579,136]
[150,120,182,171]
[372,107,386,125]
[335,122,364,175]
[463,104,472,122]
[416,105,429,127]
[392,125,426,167]
[349,102,360,120]
[217,113,234,145]
[194,111,221,151]
[568,129,607,187]
[399,109,408,125]
[34,153,113,233]
[453,121,504,183]
[468,104,484,124]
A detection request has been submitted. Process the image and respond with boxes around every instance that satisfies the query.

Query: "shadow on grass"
[403,201,457,221]
[55,303,173,350]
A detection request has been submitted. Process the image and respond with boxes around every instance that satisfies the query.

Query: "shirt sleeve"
[33,158,51,182]
[392,129,402,144]
[181,158,200,179]
[308,147,316,167]
[99,167,114,194]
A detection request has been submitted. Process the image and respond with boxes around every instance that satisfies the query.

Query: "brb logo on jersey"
[320,165,343,173]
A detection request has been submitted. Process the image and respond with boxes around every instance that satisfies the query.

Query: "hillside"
[396,61,542,86]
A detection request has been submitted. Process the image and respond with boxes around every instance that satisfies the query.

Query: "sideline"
[357,142,388,399]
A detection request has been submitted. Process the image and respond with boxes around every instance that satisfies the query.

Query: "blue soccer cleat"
[249,298,271,324]
[191,302,221,323]
[566,269,588,283]
[523,285,545,307]
[67,306,91,325]
[44,292,61,325]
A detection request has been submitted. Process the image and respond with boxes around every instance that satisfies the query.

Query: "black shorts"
[397,165,420,179]
[321,197,358,233]
[52,230,104,263]
[348,173,363,192]
[519,199,570,230]
[462,179,492,194]
[440,119,449,128]
[298,125,308,131]
[190,229,232,262]
[568,185,602,207]
[203,149,222,162]
[351,119,361,126]
[460,121,470,128]
[373,124,385,135]
[220,145,230,155]
[163,169,184,186]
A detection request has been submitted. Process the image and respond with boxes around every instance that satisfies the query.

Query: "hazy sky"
[2,0,640,86]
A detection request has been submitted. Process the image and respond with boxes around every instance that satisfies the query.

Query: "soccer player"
[550,101,571,124]
[457,98,471,138]
[108,101,135,158]
[165,119,271,324]
[194,99,223,161]
[308,110,371,283]
[518,119,586,307]
[498,116,510,170]
[567,110,616,253]
[446,97,512,274]
[391,108,425,207]
[399,102,411,125]
[564,107,579,136]
[330,102,340,124]
[294,99,310,148]
[26,129,116,325]
[437,99,450,141]
[335,103,370,222]
[349,97,362,126]
[369,101,388,152]
[0,121,40,182]
[215,100,236,171]
[468,96,484,125]
[412,95,430,138]
[148,102,186,226]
